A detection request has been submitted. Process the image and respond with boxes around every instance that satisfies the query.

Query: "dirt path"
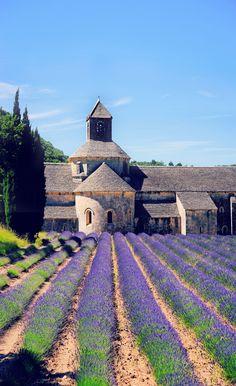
[128,240,231,386]
[0,253,75,367]
[43,250,96,386]
[112,241,157,386]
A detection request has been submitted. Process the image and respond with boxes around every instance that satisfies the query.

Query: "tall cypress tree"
[14,107,34,234]
[30,128,46,236]
[0,111,23,228]
[13,88,21,126]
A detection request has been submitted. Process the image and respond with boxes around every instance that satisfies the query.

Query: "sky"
[0,0,236,166]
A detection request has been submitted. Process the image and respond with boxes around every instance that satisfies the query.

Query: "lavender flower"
[127,232,236,382]
[114,232,199,386]
[76,232,115,386]
[22,236,96,359]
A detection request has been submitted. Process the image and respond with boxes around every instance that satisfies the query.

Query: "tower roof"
[69,140,130,161]
[87,99,112,120]
[74,163,135,193]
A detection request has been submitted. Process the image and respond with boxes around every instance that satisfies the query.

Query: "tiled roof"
[45,163,77,193]
[130,166,236,192]
[177,192,217,210]
[87,100,112,120]
[44,206,77,219]
[137,202,180,218]
[74,163,135,193]
[69,140,130,160]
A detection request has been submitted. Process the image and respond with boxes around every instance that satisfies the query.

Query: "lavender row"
[157,236,236,291]
[22,236,97,360]
[187,234,236,262]
[0,248,70,333]
[175,235,236,272]
[76,233,115,386]
[141,234,236,325]
[126,233,236,382]
[114,232,199,386]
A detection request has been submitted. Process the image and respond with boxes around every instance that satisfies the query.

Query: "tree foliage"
[40,137,68,163]
[0,92,46,237]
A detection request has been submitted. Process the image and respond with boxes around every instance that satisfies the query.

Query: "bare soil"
[130,240,231,386]
[43,250,96,386]
[112,242,157,386]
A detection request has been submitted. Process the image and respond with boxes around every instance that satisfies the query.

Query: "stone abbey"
[44,100,236,235]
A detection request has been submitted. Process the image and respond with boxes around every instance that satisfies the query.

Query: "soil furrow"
[112,239,157,386]
[43,249,96,386]
[128,241,230,386]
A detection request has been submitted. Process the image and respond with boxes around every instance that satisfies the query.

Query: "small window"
[200,226,202,233]
[127,208,132,224]
[219,206,224,214]
[107,210,113,224]
[86,209,92,226]
[222,225,228,235]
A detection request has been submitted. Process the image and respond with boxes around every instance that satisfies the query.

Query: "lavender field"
[0,232,235,386]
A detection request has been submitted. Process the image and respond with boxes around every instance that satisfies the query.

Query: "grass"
[0,225,28,255]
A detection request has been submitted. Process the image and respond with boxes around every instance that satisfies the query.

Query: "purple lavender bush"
[76,232,115,386]
[22,237,96,360]
[141,233,236,325]
[127,232,236,382]
[0,249,69,333]
[114,232,200,386]
[158,235,236,291]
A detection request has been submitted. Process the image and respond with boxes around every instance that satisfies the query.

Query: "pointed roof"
[87,99,112,120]
[74,163,135,193]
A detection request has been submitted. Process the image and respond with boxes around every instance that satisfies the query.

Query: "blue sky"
[1,0,236,165]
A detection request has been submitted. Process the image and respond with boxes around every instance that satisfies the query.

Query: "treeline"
[0,90,45,238]
[130,160,183,166]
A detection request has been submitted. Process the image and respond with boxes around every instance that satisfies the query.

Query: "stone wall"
[43,219,78,233]
[140,217,180,235]
[75,191,135,234]
[135,192,176,202]
[186,209,217,234]
[210,192,236,234]
[46,194,75,206]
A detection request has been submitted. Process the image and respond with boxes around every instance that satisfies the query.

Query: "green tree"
[13,88,21,126]
[168,161,174,166]
[0,112,23,227]
[40,137,68,162]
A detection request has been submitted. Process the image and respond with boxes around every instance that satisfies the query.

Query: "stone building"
[44,99,236,235]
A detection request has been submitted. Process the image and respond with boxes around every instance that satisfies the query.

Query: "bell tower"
[86,99,112,142]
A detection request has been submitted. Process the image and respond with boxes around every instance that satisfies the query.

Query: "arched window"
[86,209,92,226]
[222,225,228,235]
[199,226,202,233]
[127,208,132,224]
[219,206,225,214]
[107,210,113,224]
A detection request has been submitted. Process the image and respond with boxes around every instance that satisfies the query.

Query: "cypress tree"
[13,89,21,126]
[30,128,46,236]
[14,107,34,234]
[0,112,23,228]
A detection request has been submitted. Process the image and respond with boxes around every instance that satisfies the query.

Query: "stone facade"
[43,99,236,235]
[75,192,135,233]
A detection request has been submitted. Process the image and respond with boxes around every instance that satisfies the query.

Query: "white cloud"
[112,97,132,107]
[29,109,63,120]
[39,118,84,130]
[198,90,216,98]
[0,82,19,99]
